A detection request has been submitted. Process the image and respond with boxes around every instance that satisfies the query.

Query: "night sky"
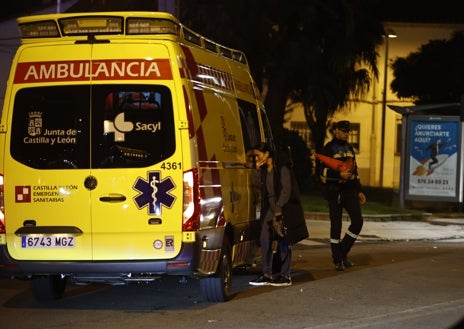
[379,0,463,24]
[1,1,463,24]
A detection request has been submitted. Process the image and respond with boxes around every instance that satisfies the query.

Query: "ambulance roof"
[16,11,248,65]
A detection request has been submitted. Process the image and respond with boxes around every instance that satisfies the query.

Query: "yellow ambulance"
[0,12,273,302]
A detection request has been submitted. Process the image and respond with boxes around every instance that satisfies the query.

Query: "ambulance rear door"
[4,43,94,261]
[88,42,184,261]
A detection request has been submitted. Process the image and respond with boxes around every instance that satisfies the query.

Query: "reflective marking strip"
[347,230,358,239]
[330,239,341,244]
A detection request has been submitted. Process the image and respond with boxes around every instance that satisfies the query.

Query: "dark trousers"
[260,220,292,277]
[327,188,363,263]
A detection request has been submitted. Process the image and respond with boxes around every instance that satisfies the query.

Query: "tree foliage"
[181,0,384,154]
[390,30,464,104]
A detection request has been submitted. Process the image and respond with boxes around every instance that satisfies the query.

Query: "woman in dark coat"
[249,143,309,287]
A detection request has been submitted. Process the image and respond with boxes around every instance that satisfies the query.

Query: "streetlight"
[379,28,397,187]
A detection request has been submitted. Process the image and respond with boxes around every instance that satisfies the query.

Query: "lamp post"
[379,29,397,187]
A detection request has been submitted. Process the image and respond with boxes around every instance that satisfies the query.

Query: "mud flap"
[194,227,226,275]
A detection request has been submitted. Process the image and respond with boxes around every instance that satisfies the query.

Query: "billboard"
[406,115,462,201]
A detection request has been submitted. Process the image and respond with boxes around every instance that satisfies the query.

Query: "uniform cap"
[334,120,350,131]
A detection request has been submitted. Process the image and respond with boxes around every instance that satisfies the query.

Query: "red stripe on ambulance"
[13,59,173,83]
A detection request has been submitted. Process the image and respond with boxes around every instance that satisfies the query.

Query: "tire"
[31,275,66,302]
[200,238,232,302]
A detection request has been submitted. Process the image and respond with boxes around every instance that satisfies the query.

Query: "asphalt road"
[1,238,463,329]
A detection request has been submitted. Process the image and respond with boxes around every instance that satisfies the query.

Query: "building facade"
[285,22,464,189]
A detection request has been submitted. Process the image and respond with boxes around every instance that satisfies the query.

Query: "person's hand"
[358,192,366,205]
[340,170,353,180]
[256,158,266,167]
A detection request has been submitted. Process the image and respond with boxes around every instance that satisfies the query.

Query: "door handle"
[99,193,127,202]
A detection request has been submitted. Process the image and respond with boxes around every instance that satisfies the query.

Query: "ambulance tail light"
[183,169,200,232]
[0,175,4,233]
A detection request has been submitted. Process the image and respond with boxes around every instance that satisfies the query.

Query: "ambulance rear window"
[95,86,175,168]
[10,85,175,169]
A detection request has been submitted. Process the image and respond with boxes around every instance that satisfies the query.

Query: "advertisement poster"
[406,116,461,200]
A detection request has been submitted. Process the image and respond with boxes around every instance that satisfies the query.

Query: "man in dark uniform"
[319,121,366,271]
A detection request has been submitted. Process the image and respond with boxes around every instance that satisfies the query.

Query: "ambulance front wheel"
[199,237,232,302]
[31,274,67,302]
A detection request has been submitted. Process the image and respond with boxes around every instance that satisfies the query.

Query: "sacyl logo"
[104,112,133,141]
[104,113,161,141]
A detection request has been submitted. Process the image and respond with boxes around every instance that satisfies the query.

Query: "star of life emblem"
[133,171,176,215]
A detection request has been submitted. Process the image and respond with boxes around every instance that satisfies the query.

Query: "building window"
[349,122,360,153]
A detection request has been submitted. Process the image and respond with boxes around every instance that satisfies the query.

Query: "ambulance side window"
[238,100,260,151]
[93,85,175,168]
[10,86,90,169]
[260,107,274,145]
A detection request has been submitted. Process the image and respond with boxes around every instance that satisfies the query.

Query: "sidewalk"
[301,212,464,246]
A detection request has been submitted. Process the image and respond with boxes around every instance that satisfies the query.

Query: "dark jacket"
[319,137,362,199]
[259,161,309,245]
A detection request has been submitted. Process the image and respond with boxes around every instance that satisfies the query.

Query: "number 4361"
[161,162,181,170]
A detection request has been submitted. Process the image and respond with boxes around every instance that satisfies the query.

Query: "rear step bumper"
[0,243,195,278]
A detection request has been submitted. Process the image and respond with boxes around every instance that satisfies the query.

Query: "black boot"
[340,234,356,267]
[331,242,344,271]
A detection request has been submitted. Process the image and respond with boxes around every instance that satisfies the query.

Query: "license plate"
[21,235,75,248]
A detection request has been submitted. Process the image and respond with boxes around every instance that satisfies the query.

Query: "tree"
[286,0,384,153]
[390,30,464,104]
[181,0,384,174]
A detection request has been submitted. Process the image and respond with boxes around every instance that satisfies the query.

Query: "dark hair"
[252,142,274,157]
[253,142,293,168]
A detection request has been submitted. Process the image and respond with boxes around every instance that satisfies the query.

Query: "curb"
[305,211,464,224]
[304,211,429,222]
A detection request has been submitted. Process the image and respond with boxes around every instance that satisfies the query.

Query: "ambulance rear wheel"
[200,238,232,302]
[31,275,66,302]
